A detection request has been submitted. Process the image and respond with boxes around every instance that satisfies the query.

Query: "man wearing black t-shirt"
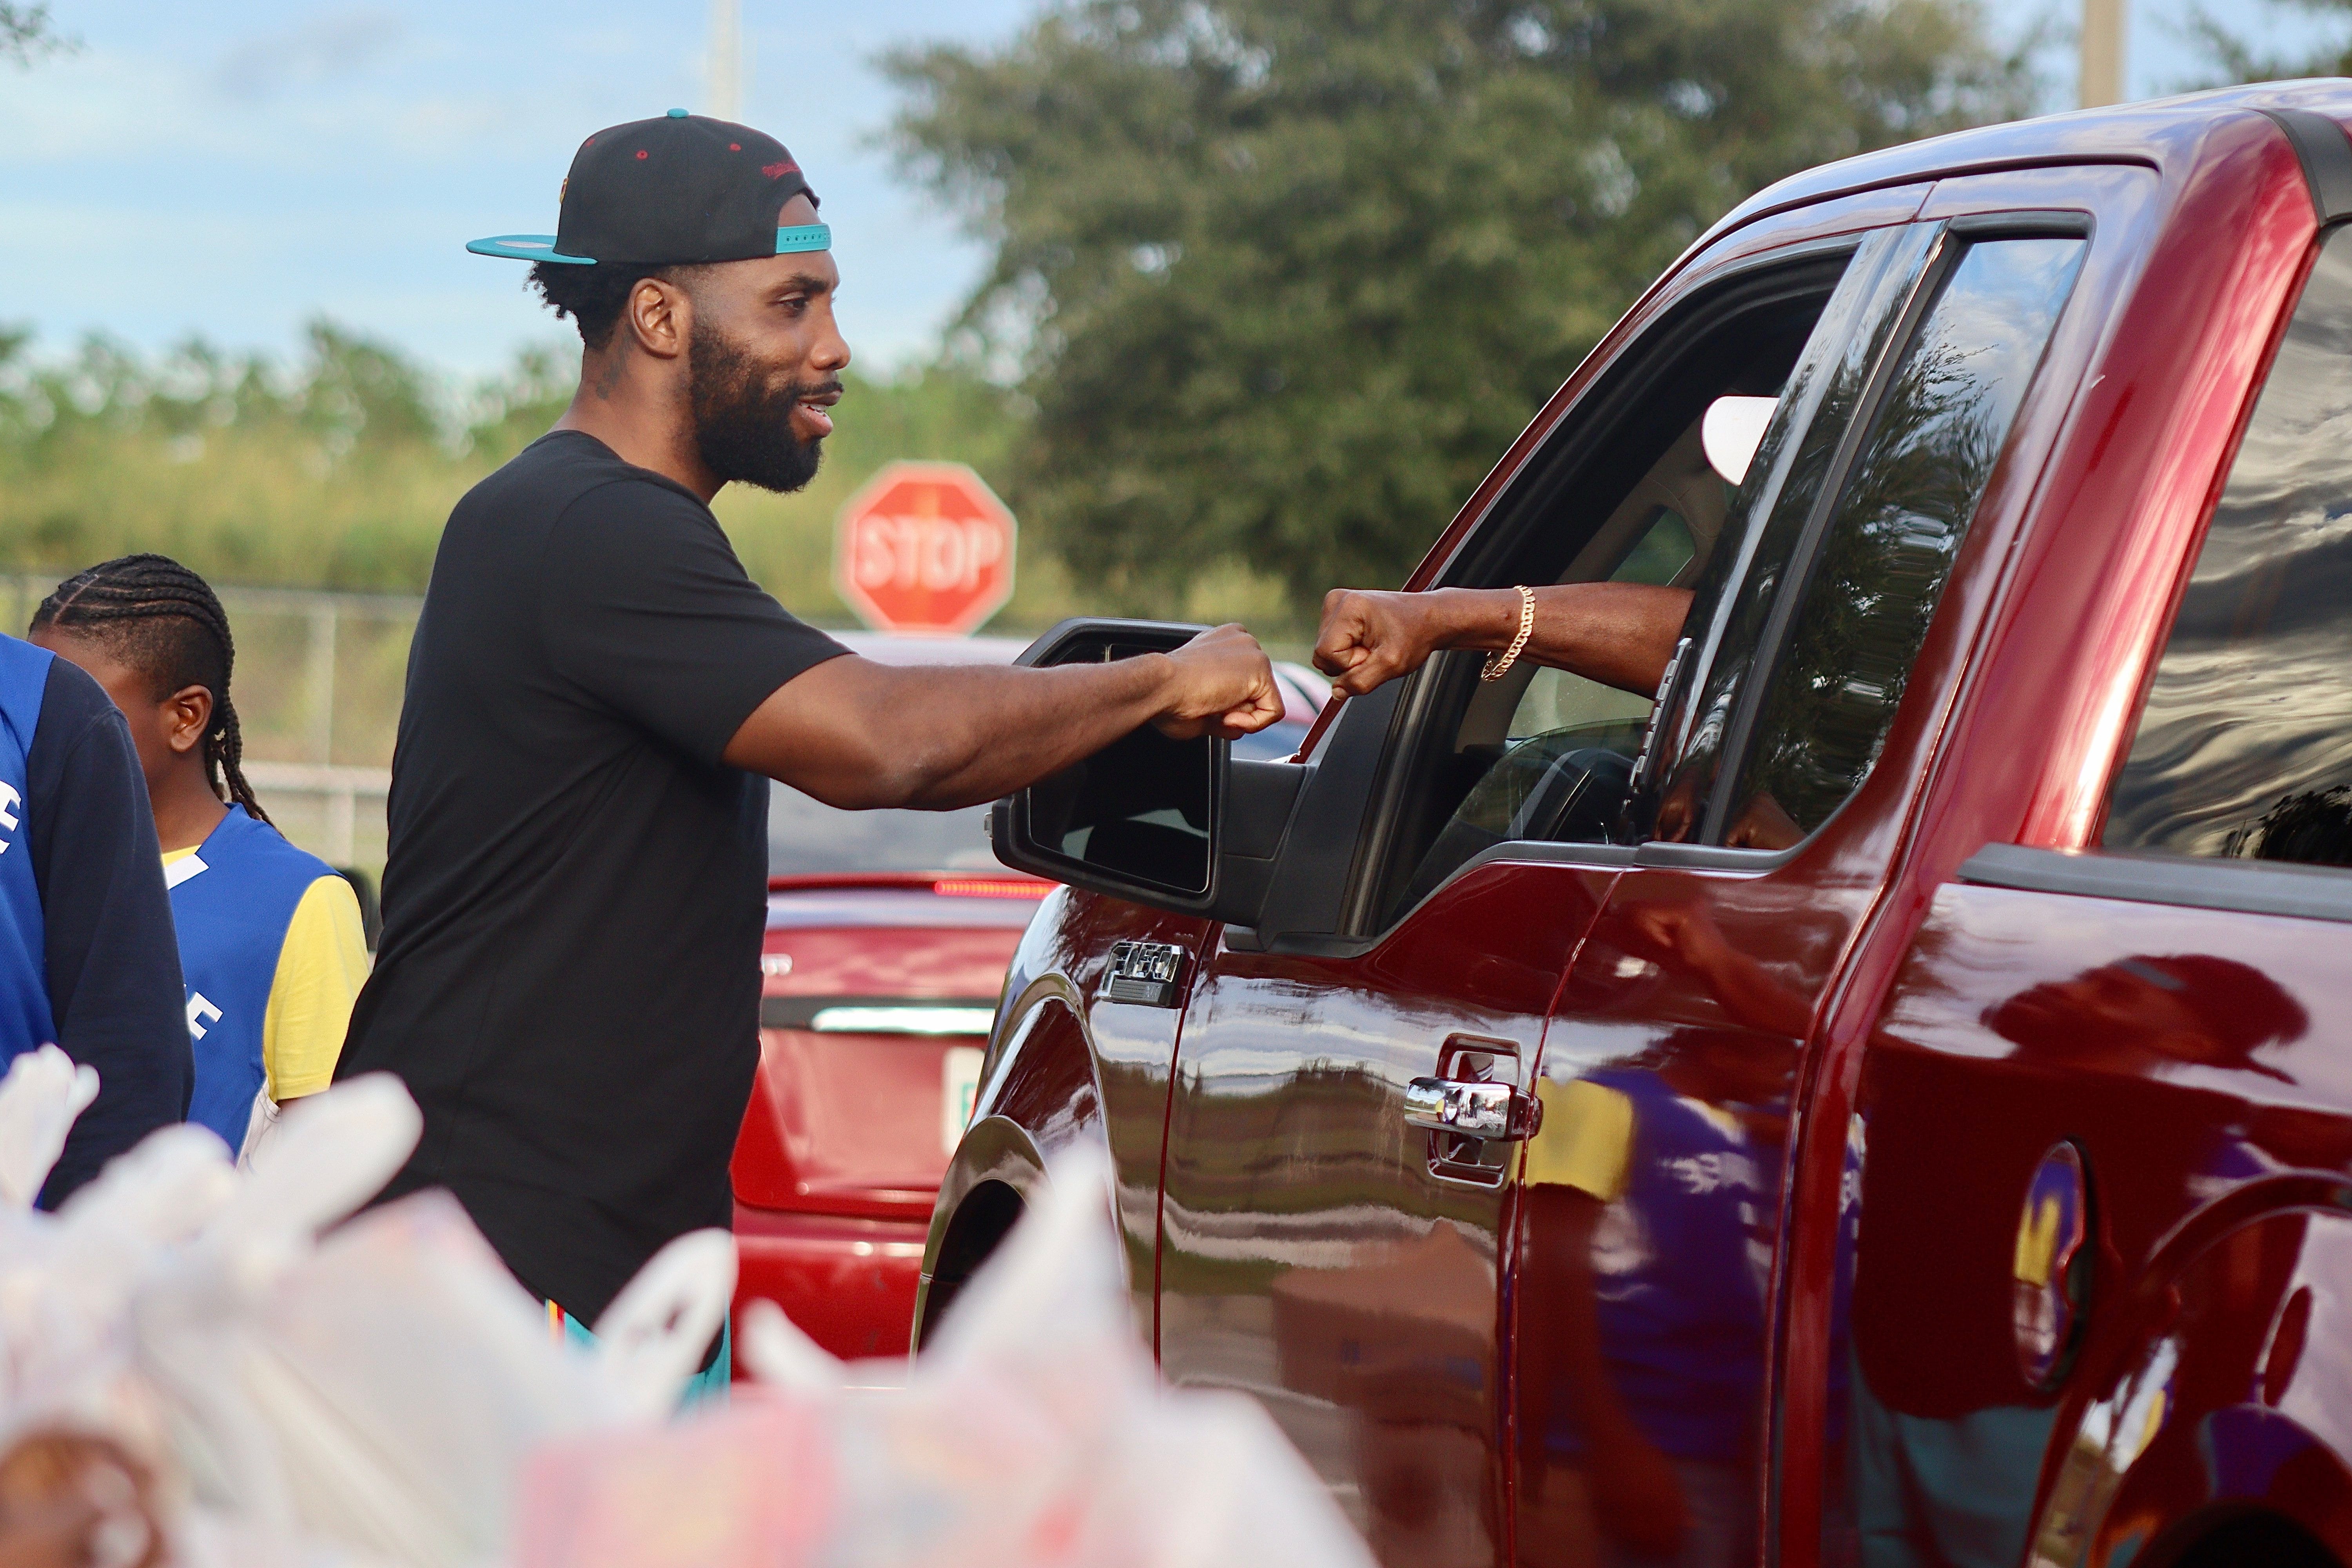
[336,113,1283,1346]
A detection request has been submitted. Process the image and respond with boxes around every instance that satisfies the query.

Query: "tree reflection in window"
[2108,225,2352,867]
[1724,238,2084,847]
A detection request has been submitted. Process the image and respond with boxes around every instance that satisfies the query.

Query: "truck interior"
[1374,250,1851,922]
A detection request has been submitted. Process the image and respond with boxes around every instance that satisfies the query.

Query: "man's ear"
[624,276,693,361]
[166,685,212,759]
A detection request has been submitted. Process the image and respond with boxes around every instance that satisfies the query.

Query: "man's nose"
[812,317,851,375]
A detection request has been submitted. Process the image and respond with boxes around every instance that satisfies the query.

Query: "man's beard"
[688,320,831,493]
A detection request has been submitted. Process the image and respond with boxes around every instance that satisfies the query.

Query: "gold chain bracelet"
[1481,584,1537,681]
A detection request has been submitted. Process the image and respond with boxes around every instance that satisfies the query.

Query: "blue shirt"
[1551,1063,1781,1463]
[0,635,189,1205]
[0,637,59,1062]
[168,805,341,1148]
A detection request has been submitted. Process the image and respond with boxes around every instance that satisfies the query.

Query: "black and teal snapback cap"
[468,109,827,267]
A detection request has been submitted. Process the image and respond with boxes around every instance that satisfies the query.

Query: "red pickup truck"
[920,83,2352,1568]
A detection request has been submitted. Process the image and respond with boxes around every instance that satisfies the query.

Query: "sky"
[2,0,2348,381]
[0,0,1036,377]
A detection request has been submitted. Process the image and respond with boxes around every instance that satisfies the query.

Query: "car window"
[1391,506,1699,907]
[1638,223,1944,843]
[1715,236,2086,848]
[1506,508,1697,748]
[769,787,999,875]
[1375,242,1883,920]
[2105,225,2352,864]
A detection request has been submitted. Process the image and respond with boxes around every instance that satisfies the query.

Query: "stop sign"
[833,461,1018,636]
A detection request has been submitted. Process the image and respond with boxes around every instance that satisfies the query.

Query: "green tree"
[299,321,442,457]
[2184,2,2352,82]
[2,4,70,65]
[889,0,2034,620]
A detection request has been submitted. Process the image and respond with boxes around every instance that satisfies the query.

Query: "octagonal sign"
[834,461,1018,636]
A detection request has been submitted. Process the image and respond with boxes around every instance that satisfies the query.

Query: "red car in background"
[730,632,1324,1359]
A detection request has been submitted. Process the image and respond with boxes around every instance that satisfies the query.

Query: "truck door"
[1837,212,2352,1568]
[1518,204,2095,1568]
[1150,194,1932,1568]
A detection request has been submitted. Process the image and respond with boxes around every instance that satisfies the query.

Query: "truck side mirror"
[990,619,1306,926]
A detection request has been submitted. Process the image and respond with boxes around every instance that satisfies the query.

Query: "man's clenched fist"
[1153,624,1287,740]
[1313,588,1455,697]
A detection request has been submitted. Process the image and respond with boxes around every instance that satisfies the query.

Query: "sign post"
[833,461,1018,636]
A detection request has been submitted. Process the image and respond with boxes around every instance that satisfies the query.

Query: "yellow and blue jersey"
[164,804,368,1147]
[1526,1067,1779,1464]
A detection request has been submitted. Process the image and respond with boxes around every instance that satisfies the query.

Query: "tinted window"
[1643,224,1942,841]
[1722,237,2084,845]
[2107,225,2352,864]
[1391,506,1697,907]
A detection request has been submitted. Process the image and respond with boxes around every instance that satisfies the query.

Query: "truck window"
[2105,225,2352,866]
[1710,236,2085,848]
[1508,505,1699,755]
[1639,224,1944,843]
[1377,246,1861,918]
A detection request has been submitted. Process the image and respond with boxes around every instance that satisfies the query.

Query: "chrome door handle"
[1403,1078,1543,1142]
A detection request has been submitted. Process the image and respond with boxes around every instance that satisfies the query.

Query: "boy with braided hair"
[32,555,369,1155]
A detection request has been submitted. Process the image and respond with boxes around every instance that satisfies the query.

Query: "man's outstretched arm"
[1314,584,1694,700]
[723,623,1285,810]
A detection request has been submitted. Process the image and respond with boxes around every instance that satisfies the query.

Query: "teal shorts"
[548,1300,731,1408]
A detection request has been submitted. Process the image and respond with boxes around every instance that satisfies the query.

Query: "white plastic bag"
[0,1045,99,1211]
[0,1121,234,1439]
[588,1227,736,1418]
[125,1077,655,1567]
[1,1054,1367,1568]
[0,1063,757,1568]
[516,1149,1377,1568]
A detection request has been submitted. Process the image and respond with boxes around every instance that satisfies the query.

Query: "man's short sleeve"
[540,477,848,764]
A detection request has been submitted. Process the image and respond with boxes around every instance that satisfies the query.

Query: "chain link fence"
[2,575,412,878]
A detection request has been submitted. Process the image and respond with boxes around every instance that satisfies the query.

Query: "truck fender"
[912,981,1112,1350]
[2030,1176,2352,1567]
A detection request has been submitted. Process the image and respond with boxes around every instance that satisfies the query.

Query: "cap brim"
[466,234,596,264]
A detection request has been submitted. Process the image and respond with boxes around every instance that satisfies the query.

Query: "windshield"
[767,718,1309,877]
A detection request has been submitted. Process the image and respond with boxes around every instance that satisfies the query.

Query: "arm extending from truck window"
[1313,584,1693,701]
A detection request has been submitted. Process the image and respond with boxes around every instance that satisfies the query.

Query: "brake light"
[932,878,1050,899]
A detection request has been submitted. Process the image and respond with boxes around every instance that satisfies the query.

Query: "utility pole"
[710,0,741,121]
[2081,0,2128,109]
